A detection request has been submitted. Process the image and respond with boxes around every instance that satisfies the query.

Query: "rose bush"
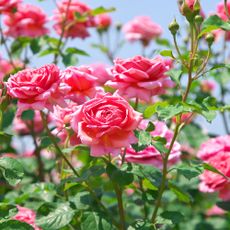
[1,0,230,230]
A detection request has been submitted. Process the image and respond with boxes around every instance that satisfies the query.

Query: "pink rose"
[200,80,216,93]
[95,13,112,30]
[198,136,230,200]
[199,151,230,200]
[106,55,174,102]
[13,110,46,135]
[206,205,226,217]
[51,103,81,146]
[90,63,113,86]
[0,0,21,13]
[125,121,181,169]
[12,206,41,230]
[197,135,230,161]
[53,0,95,39]
[6,64,68,114]
[122,16,162,45]
[71,93,142,156]
[62,66,103,104]
[4,3,49,38]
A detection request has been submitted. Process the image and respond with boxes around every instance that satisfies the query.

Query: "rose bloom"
[4,3,49,38]
[51,103,81,146]
[197,135,230,161]
[125,121,181,169]
[122,16,162,45]
[62,66,103,104]
[6,64,68,114]
[0,0,21,13]
[53,0,95,39]
[95,13,112,30]
[106,55,174,102]
[12,206,41,230]
[199,151,230,200]
[13,110,48,135]
[200,80,216,93]
[90,63,113,86]
[71,93,142,156]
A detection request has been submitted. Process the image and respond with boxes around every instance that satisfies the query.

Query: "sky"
[10,0,228,135]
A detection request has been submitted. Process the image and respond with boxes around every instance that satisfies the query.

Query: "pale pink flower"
[90,63,113,86]
[0,0,21,14]
[197,135,230,161]
[4,3,49,38]
[13,110,46,135]
[200,80,216,93]
[6,64,69,114]
[71,93,142,157]
[12,206,41,230]
[95,13,112,30]
[199,151,230,200]
[122,16,162,45]
[61,66,103,104]
[206,205,226,217]
[53,0,95,39]
[51,103,81,145]
[125,121,181,169]
[106,55,174,102]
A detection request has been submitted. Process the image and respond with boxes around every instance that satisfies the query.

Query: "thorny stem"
[151,22,203,226]
[40,111,119,228]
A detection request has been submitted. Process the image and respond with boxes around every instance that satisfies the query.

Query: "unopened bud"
[205,33,214,47]
[168,18,180,35]
[195,15,203,25]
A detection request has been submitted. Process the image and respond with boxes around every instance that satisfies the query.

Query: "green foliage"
[0,157,24,186]
[36,203,76,230]
[0,220,33,230]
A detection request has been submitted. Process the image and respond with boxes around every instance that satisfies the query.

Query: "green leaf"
[156,103,191,120]
[128,220,155,229]
[160,211,184,224]
[144,102,169,119]
[176,164,203,180]
[155,38,171,47]
[160,50,175,58]
[0,204,17,220]
[91,44,109,53]
[199,15,230,38]
[168,182,192,203]
[132,130,152,152]
[166,69,183,85]
[203,163,230,180]
[106,163,133,186]
[66,47,89,56]
[81,211,115,230]
[71,191,94,210]
[0,132,12,145]
[39,48,59,57]
[0,157,24,186]
[30,38,41,54]
[91,6,116,16]
[36,203,75,230]
[62,53,78,66]
[0,220,33,230]
[145,121,155,132]
[21,110,35,121]
[217,201,230,211]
